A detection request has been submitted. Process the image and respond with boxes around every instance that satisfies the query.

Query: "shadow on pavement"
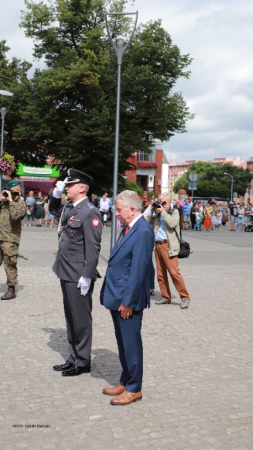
[91,348,122,385]
[42,327,68,360]
[42,327,121,384]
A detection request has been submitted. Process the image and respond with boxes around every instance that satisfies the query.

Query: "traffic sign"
[189,172,197,182]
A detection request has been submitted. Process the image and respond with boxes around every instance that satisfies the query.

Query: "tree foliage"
[173,161,252,198]
[1,0,193,192]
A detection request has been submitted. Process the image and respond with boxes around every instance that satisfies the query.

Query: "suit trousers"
[111,310,143,393]
[60,280,94,368]
[155,241,190,302]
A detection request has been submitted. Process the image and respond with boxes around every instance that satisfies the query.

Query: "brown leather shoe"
[103,384,125,396]
[110,390,142,405]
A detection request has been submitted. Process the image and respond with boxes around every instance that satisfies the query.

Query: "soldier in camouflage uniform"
[0,180,27,300]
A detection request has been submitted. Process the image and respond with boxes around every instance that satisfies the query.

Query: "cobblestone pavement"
[0,223,253,450]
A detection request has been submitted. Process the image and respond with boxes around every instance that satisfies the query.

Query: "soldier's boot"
[1,286,16,300]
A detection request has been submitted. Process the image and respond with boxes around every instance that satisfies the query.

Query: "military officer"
[50,169,102,376]
[0,180,27,300]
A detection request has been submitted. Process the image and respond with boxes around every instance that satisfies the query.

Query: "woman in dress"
[24,191,36,226]
[203,204,212,231]
[34,192,45,227]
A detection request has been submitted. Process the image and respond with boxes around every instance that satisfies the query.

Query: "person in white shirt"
[99,194,111,227]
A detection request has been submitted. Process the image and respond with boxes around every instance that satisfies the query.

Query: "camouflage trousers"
[0,241,19,286]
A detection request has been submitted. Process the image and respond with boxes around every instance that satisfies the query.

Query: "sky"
[1,0,253,165]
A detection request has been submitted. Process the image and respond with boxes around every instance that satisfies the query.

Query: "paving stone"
[1,225,253,449]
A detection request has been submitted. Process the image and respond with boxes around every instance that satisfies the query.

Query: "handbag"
[27,205,34,216]
[175,230,192,259]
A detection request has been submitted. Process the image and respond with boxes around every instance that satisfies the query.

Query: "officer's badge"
[69,215,80,222]
[92,219,99,227]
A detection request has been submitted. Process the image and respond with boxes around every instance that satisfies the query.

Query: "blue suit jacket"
[100,216,154,311]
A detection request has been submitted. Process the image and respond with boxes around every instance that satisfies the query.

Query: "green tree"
[0,41,34,164]
[122,179,142,194]
[2,0,193,192]
[173,161,251,198]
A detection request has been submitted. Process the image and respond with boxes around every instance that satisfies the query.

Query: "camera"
[152,200,165,211]
[2,188,19,198]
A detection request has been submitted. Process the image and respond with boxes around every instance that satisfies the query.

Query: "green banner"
[17,164,60,178]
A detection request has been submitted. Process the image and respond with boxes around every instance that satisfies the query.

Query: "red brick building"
[125,143,167,195]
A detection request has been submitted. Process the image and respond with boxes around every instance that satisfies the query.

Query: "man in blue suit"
[100,190,154,405]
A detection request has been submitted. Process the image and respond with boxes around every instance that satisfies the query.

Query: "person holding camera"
[0,181,27,300]
[146,194,190,309]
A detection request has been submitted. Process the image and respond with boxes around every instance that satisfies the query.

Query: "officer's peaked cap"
[66,168,93,186]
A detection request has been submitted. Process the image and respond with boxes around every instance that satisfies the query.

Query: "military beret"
[4,180,19,189]
[65,168,93,186]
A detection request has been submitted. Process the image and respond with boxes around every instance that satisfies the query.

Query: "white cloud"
[1,0,253,164]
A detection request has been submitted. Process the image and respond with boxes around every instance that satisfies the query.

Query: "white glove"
[77,277,91,296]
[52,178,68,199]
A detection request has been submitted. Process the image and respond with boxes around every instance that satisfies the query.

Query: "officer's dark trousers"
[111,310,143,393]
[60,280,94,369]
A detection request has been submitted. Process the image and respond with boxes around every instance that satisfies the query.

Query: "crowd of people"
[23,189,69,228]
[176,197,223,232]
[228,201,253,232]
[170,196,253,232]
[21,187,253,234]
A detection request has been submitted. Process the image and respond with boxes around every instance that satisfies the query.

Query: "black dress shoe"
[62,366,91,376]
[53,361,73,372]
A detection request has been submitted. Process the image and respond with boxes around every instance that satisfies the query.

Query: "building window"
[137,150,155,162]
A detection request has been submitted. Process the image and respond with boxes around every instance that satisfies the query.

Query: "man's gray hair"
[80,183,89,193]
[159,193,171,201]
[115,190,142,211]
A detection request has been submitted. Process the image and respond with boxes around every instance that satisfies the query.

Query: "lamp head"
[115,36,126,48]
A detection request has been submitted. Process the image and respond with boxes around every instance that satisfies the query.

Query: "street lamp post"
[105,11,138,250]
[0,90,14,193]
[224,172,233,202]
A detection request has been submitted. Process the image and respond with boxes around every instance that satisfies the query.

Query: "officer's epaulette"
[86,203,94,210]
